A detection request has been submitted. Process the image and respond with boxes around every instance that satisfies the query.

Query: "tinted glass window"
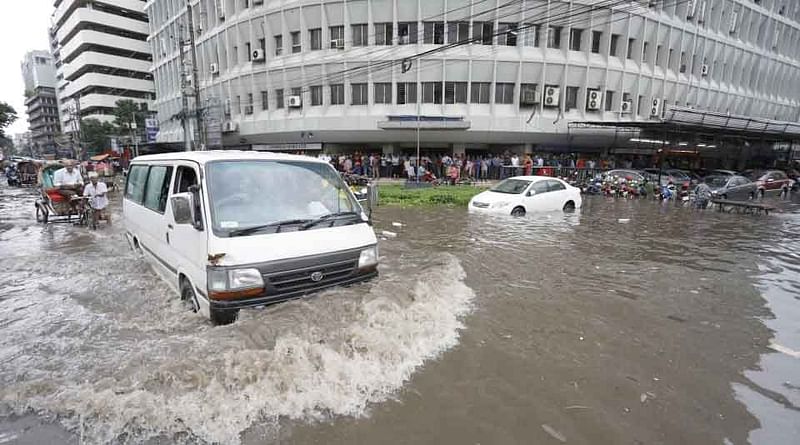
[125,165,149,204]
[772,171,787,179]
[547,180,566,191]
[174,166,198,194]
[143,166,173,213]
[531,181,549,194]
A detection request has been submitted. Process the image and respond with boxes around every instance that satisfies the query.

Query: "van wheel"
[210,308,238,325]
[511,206,526,217]
[563,201,576,212]
[180,280,200,313]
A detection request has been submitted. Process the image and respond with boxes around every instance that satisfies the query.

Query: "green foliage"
[112,99,146,132]
[378,184,487,207]
[80,118,116,155]
[0,101,18,138]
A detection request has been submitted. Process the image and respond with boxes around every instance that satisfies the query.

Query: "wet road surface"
[1,183,799,444]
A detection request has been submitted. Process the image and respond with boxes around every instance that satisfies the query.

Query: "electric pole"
[187,0,205,150]
[178,24,192,152]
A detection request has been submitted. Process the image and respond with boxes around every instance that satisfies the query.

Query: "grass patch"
[378,184,487,207]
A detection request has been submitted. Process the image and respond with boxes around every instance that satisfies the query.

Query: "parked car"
[703,175,757,200]
[754,170,794,197]
[469,176,582,216]
[709,169,738,177]
[643,168,692,188]
[604,169,648,183]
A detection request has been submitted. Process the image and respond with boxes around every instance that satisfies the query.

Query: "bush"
[378,184,486,207]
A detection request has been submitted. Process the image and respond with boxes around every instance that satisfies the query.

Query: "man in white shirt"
[53,160,84,210]
[84,172,110,225]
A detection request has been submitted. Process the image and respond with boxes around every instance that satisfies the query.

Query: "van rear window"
[125,165,149,204]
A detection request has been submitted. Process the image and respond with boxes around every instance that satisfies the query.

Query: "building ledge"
[378,115,471,130]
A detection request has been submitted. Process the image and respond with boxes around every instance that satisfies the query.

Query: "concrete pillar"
[524,143,534,155]
[452,143,466,157]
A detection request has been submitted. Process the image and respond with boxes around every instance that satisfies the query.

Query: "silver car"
[704,175,757,200]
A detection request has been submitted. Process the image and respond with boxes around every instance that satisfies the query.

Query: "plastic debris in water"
[541,424,566,443]
[391,222,403,227]
[618,218,631,223]
[382,230,397,238]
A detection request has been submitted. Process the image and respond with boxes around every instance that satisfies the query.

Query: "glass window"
[143,166,173,213]
[174,166,198,193]
[491,179,531,194]
[398,22,417,44]
[498,23,518,46]
[310,28,322,50]
[275,88,284,109]
[245,42,251,61]
[627,38,635,59]
[447,22,470,43]
[125,165,149,204]
[591,31,602,53]
[274,34,283,56]
[352,24,368,46]
[330,84,344,105]
[424,22,445,44]
[495,83,515,104]
[291,31,301,53]
[569,28,583,51]
[351,83,368,105]
[565,86,579,110]
[610,34,619,56]
[261,90,268,110]
[245,93,253,114]
[444,82,467,104]
[375,23,393,45]
[473,22,494,45]
[471,82,491,103]
[330,25,345,47]
[530,181,550,194]
[520,83,538,105]
[547,180,566,192]
[547,26,562,49]
[422,82,443,104]
[375,83,392,104]
[604,90,614,111]
[521,24,539,47]
[310,85,323,106]
[397,82,417,104]
[642,42,649,62]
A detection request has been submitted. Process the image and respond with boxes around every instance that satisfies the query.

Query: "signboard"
[145,118,159,144]
[110,137,119,153]
[204,98,223,149]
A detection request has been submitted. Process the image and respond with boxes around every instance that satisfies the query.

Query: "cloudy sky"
[1,1,54,136]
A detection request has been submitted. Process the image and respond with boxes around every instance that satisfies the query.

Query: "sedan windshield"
[491,179,532,194]
[704,176,729,187]
[207,160,361,236]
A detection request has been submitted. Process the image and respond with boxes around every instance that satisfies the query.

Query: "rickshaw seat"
[45,189,66,203]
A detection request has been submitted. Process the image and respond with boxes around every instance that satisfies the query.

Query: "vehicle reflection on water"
[0,184,799,444]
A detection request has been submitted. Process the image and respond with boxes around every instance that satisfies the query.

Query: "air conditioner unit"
[287,95,302,108]
[621,100,632,114]
[543,86,560,107]
[210,63,219,75]
[701,64,709,76]
[222,121,237,133]
[650,98,662,117]
[520,89,540,105]
[686,0,697,18]
[252,49,265,62]
[586,90,602,111]
[331,39,344,49]
[729,11,738,33]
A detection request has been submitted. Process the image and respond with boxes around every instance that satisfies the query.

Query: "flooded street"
[1,183,799,444]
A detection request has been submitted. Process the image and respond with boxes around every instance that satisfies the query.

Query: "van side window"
[174,166,198,193]
[125,165,149,204]
[143,166,174,213]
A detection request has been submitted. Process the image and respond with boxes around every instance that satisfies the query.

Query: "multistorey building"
[147,0,800,153]
[21,50,61,155]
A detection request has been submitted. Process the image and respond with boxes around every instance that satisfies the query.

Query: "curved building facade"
[147,0,800,152]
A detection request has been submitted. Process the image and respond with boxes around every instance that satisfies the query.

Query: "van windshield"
[206,160,361,236]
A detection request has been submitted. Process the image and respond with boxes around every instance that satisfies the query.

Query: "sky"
[0,0,55,137]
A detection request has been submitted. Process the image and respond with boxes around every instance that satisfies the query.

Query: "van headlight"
[208,268,265,300]
[358,245,379,269]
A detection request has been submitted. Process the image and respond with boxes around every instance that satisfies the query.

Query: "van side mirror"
[171,193,194,224]
[526,190,535,197]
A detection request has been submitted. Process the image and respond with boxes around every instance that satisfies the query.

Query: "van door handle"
[166,232,170,244]
[167,224,174,229]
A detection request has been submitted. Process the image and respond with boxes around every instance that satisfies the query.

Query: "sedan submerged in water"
[469,176,582,216]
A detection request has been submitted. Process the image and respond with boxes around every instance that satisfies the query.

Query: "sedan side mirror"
[171,193,194,224]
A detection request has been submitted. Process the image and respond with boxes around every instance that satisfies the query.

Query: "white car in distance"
[468,176,582,216]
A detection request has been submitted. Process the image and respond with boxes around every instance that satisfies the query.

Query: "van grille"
[265,259,358,293]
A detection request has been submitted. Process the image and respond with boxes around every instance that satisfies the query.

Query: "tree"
[80,118,116,156]
[0,101,18,139]
[112,99,146,133]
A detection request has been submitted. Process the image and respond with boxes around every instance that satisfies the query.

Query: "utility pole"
[178,24,192,152]
[187,0,205,150]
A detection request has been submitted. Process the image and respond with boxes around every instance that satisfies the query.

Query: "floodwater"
[1,183,799,445]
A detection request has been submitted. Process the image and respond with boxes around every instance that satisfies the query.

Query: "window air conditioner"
[288,96,302,108]
[586,90,602,111]
[543,86,560,107]
[650,98,662,117]
[520,89,540,105]
[701,64,709,76]
[210,63,219,74]
[331,39,344,49]
[222,121,237,133]
[252,49,265,62]
[621,100,632,113]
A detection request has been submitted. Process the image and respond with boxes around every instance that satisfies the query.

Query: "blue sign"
[145,118,159,144]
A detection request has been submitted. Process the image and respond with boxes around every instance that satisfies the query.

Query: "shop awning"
[90,154,110,161]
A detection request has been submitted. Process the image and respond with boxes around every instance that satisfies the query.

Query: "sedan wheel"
[511,207,526,217]
[563,201,576,212]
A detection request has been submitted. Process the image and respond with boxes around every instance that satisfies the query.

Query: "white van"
[123,151,379,324]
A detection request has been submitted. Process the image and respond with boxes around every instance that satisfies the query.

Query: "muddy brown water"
[1,183,799,444]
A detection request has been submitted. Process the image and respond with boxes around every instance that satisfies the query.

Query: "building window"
[235,95,241,115]
[495,83,515,104]
[398,22,417,44]
[565,86,579,110]
[422,82,443,104]
[310,85,323,106]
[521,24,539,47]
[470,82,491,103]
[473,22,494,45]
[275,89,284,108]
[680,51,686,72]
[310,28,322,50]
[642,42,649,62]
[498,23,518,46]
[232,45,238,64]
[604,90,614,111]
[246,42,251,61]
[261,90,268,110]
[423,22,445,44]
[655,45,662,66]
[610,34,619,56]
[627,38,635,59]
[330,26,345,48]
[569,28,583,51]
[330,84,344,105]
[291,87,301,99]
[397,82,417,104]
[444,82,467,104]
[351,83,368,105]
[591,31,601,53]
[547,26,562,49]
[375,83,392,104]
[274,35,283,56]
[637,95,644,116]
[259,38,266,53]
[291,31,301,53]
[447,22,470,43]
[375,23,393,45]
[352,24,368,46]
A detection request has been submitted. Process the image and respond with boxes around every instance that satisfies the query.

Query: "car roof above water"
[131,150,326,166]
[507,175,566,182]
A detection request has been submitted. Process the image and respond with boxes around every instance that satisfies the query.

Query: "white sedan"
[468,176,582,216]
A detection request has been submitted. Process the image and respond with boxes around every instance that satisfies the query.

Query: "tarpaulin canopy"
[90,154,110,161]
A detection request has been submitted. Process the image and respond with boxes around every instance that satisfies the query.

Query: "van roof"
[131,150,326,166]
